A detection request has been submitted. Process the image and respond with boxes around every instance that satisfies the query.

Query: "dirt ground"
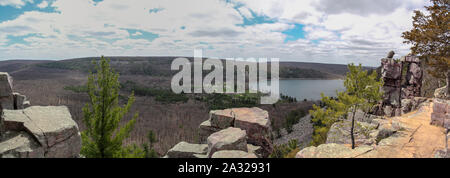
[357,103,448,158]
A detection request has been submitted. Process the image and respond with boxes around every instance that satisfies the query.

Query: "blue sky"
[0,0,428,66]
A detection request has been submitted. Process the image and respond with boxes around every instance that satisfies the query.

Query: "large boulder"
[2,106,81,158]
[209,109,235,129]
[211,150,257,158]
[198,120,221,143]
[326,121,378,146]
[381,58,402,81]
[295,143,374,158]
[166,142,208,158]
[431,98,450,128]
[0,131,45,158]
[23,106,80,149]
[206,127,247,158]
[406,62,422,85]
[232,107,272,156]
[402,97,429,114]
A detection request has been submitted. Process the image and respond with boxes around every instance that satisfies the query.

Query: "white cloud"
[0,0,430,66]
[0,0,32,8]
[37,0,48,8]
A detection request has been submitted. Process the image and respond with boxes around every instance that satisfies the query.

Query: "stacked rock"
[380,51,403,116]
[166,127,262,158]
[0,72,30,110]
[166,107,273,158]
[0,72,81,158]
[401,55,422,99]
[430,86,450,129]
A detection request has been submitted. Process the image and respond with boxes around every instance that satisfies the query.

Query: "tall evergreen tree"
[402,0,449,93]
[310,64,383,148]
[343,64,383,148]
[80,56,139,158]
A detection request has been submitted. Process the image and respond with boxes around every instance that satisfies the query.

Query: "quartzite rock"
[206,127,247,158]
[295,143,374,158]
[381,58,402,81]
[198,120,221,143]
[326,121,378,146]
[232,107,273,155]
[0,131,45,158]
[209,109,235,129]
[431,98,450,128]
[0,72,12,97]
[166,142,208,158]
[2,106,81,157]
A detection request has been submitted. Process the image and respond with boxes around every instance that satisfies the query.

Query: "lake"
[250,79,345,101]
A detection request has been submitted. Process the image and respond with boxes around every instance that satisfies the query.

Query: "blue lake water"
[251,79,345,101]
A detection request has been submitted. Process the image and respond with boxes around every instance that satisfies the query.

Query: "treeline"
[197,93,261,110]
[64,85,88,93]
[64,80,189,104]
[280,94,297,103]
[120,80,189,103]
[38,58,342,80]
[279,67,335,79]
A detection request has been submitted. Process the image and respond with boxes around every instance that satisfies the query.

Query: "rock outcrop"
[430,86,450,129]
[200,107,273,156]
[326,120,378,146]
[233,107,272,153]
[297,99,450,158]
[295,143,374,158]
[166,107,273,158]
[166,142,208,158]
[209,109,235,129]
[380,56,403,116]
[207,127,247,157]
[431,98,450,129]
[401,55,422,99]
[0,72,81,158]
[0,72,30,110]
[378,53,423,117]
[401,97,429,114]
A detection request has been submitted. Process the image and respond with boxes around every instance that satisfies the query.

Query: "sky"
[0,0,430,66]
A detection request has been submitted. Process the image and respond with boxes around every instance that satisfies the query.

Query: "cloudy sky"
[0,0,430,66]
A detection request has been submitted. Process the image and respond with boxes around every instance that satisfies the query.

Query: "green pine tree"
[344,64,383,149]
[309,64,383,148]
[80,56,140,158]
[143,130,159,158]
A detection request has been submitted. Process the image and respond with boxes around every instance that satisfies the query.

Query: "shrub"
[269,139,299,158]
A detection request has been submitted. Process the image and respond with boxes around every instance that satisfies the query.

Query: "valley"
[0,57,363,154]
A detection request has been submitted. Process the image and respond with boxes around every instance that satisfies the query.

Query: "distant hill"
[5,56,368,79]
